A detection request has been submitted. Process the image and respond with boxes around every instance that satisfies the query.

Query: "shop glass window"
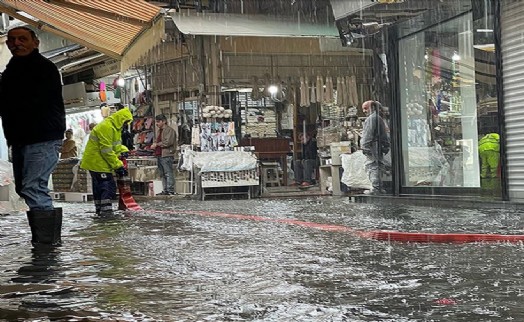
[398,6,501,196]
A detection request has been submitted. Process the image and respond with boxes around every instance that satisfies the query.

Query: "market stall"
[191,150,259,200]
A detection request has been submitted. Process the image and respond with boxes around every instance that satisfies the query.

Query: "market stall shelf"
[192,151,259,201]
[200,169,259,200]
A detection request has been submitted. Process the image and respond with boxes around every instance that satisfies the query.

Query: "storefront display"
[131,102,155,154]
[65,109,103,157]
[398,6,498,192]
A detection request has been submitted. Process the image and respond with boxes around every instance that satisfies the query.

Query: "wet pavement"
[1,197,524,321]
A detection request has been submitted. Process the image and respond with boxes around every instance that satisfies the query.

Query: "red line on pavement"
[151,209,524,244]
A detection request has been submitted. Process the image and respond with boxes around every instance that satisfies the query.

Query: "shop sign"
[63,82,87,108]
[93,59,120,78]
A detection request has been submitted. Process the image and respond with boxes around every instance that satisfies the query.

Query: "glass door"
[398,9,501,196]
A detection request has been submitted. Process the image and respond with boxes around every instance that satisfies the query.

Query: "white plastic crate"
[64,192,92,202]
[50,192,64,200]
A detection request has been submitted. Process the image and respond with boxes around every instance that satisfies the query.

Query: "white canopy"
[170,12,339,38]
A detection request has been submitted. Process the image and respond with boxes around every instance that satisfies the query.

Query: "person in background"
[115,103,135,151]
[100,103,110,119]
[80,108,132,216]
[360,100,390,195]
[0,26,65,247]
[151,114,177,195]
[479,132,500,179]
[292,132,317,187]
[78,122,97,159]
[60,129,77,159]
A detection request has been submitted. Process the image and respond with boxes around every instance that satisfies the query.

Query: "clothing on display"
[66,110,103,156]
[199,122,237,152]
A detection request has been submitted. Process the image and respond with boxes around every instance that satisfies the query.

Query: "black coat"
[0,49,65,146]
[301,138,317,160]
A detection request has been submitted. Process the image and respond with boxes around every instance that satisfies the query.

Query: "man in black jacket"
[0,27,65,246]
[292,132,318,187]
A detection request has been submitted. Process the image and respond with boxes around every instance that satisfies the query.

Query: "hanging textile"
[316,75,324,104]
[325,76,334,103]
[300,76,308,107]
[336,77,343,106]
[345,76,354,107]
[310,80,316,104]
[350,75,359,106]
[250,76,262,101]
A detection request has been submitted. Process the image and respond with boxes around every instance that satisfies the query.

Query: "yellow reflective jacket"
[80,108,133,173]
[479,133,500,153]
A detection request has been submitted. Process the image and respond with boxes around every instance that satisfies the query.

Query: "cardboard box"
[330,141,351,166]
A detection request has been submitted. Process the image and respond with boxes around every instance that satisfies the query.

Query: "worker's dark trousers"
[89,171,116,215]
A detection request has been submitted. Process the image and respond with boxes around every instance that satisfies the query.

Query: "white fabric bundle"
[316,75,324,104]
[345,76,354,107]
[350,75,359,106]
[310,80,316,104]
[336,77,344,106]
[325,76,334,103]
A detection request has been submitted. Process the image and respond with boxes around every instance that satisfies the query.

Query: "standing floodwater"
[1,198,524,321]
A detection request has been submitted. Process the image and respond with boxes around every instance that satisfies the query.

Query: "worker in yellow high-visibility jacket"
[478,133,500,179]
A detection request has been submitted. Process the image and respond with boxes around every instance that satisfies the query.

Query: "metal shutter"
[502,0,524,201]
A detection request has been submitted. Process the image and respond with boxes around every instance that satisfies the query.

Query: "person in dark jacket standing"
[292,132,318,187]
[0,27,66,246]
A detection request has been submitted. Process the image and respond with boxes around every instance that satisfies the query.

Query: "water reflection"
[1,200,524,321]
[12,247,62,284]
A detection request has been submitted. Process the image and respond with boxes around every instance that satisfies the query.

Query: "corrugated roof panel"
[0,0,164,71]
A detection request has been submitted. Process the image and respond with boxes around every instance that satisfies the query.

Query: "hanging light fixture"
[116,76,125,87]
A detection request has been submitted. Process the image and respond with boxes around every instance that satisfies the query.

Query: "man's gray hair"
[8,26,38,40]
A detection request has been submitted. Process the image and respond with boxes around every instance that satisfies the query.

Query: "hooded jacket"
[479,133,500,153]
[0,49,65,146]
[81,108,133,173]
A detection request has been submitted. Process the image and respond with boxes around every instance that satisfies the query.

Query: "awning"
[329,0,410,21]
[170,12,339,38]
[329,0,378,21]
[0,0,165,72]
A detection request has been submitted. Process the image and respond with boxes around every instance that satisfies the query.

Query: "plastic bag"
[341,151,372,189]
[0,160,27,213]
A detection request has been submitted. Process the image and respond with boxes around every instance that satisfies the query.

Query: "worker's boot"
[27,208,62,247]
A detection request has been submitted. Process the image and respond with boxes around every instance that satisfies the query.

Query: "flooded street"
[1,198,524,321]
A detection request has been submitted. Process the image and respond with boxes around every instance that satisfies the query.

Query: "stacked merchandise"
[72,168,91,193]
[131,103,154,155]
[321,104,344,119]
[316,126,342,148]
[200,169,259,188]
[52,159,91,192]
[241,108,277,138]
[202,105,233,119]
[199,121,238,152]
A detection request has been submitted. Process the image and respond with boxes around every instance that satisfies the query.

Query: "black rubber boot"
[27,208,62,247]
